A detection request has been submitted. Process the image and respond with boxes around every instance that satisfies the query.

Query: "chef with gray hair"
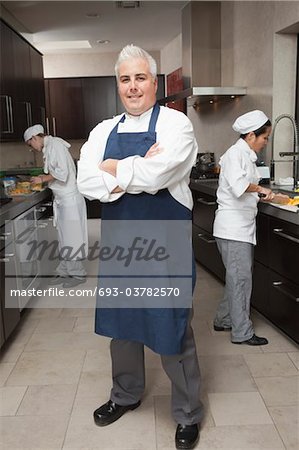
[24,124,88,288]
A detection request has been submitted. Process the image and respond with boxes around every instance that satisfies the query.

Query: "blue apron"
[95,103,195,355]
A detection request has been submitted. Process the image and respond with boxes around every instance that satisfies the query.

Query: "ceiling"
[1,1,187,54]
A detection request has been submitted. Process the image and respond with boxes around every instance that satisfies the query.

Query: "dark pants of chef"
[109,312,203,425]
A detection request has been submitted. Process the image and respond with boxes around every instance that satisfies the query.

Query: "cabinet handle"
[0,95,14,133]
[52,117,56,136]
[196,197,216,206]
[46,117,50,135]
[41,202,52,207]
[197,233,215,244]
[0,258,10,262]
[38,223,48,228]
[4,253,14,257]
[25,102,32,127]
[273,228,299,244]
[272,281,299,302]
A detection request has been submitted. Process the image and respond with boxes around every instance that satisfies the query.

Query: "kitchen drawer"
[252,261,269,315]
[268,217,299,284]
[268,269,299,343]
[254,213,269,266]
[192,224,225,281]
[192,191,217,233]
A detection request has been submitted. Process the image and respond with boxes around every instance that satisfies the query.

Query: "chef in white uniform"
[213,110,275,346]
[24,124,88,288]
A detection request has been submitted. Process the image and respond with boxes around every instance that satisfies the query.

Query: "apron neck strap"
[148,102,160,133]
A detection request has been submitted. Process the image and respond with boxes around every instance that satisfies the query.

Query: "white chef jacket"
[42,135,88,257]
[77,105,198,210]
[43,135,78,197]
[213,138,261,245]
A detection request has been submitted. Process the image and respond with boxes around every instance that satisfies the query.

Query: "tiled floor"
[0,220,298,449]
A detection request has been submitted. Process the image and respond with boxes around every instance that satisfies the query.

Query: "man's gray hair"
[115,44,157,80]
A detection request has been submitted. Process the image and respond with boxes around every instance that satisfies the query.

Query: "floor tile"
[60,307,95,318]
[26,307,63,319]
[6,350,85,386]
[287,352,299,370]
[208,392,273,426]
[255,375,299,406]
[72,370,112,417]
[82,345,111,373]
[73,316,95,333]
[0,363,15,387]
[0,386,27,416]
[24,331,101,352]
[193,424,285,449]
[0,415,69,449]
[17,384,77,416]
[260,334,299,353]
[200,355,257,393]
[244,352,298,377]
[34,317,76,333]
[64,398,155,449]
[268,405,299,450]
[0,341,25,363]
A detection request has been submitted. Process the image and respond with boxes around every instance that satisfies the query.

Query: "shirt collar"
[125,106,154,122]
[237,138,257,162]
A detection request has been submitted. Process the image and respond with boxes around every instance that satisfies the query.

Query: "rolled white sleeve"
[77,117,124,202]
[222,150,250,198]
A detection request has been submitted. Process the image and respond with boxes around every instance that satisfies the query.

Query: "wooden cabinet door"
[13,32,33,136]
[29,46,46,127]
[45,78,84,139]
[82,77,117,135]
[0,20,17,140]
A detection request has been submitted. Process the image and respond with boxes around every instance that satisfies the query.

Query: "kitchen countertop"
[0,189,52,227]
[190,179,299,226]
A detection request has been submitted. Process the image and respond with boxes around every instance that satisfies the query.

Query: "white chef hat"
[23,124,44,142]
[232,110,269,134]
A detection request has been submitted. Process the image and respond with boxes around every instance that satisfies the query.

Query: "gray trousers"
[56,259,86,278]
[109,316,203,425]
[214,238,254,342]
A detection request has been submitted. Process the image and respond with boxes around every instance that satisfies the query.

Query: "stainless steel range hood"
[160,1,247,106]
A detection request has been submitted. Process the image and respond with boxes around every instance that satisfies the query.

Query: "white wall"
[160,34,182,80]
[188,0,299,183]
[43,51,161,78]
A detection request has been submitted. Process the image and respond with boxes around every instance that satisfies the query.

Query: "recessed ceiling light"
[97,40,110,44]
[86,13,100,18]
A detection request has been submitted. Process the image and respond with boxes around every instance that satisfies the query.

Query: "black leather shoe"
[214,324,232,331]
[232,334,268,346]
[47,275,66,286]
[175,424,199,449]
[93,399,141,426]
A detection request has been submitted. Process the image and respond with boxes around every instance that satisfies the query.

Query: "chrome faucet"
[270,114,299,189]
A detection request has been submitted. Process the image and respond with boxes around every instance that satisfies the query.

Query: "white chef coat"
[77,106,198,210]
[42,135,88,258]
[213,138,261,245]
[43,135,78,197]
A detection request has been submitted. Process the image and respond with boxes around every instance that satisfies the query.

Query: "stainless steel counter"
[0,189,52,227]
[190,180,299,226]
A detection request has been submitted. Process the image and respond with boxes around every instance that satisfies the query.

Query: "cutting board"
[269,203,298,213]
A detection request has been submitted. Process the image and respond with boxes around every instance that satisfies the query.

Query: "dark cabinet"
[0,19,45,142]
[252,213,299,343]
[45,75,165,140]
[0,20,17,140]
[82,77,117,134]
[45,78,85,140]
[0,222,20,348]
[30,46,46,126]
[192,189,225,281]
